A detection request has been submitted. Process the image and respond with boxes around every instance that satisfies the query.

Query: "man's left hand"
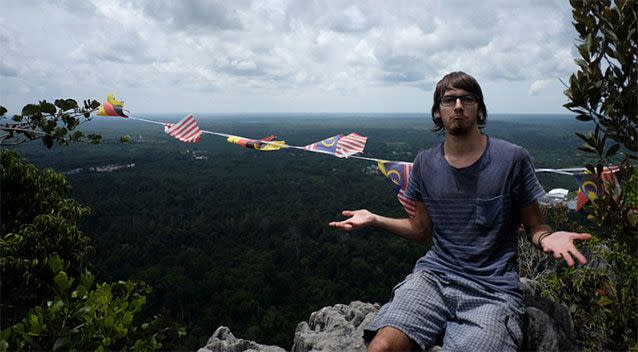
[540,231,592,266]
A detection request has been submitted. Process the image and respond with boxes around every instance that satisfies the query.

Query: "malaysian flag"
[304,133,367,158]
[574,166,620,213]
[304,135,341,154]
[164,115,201,143]
[377,160,416,217]
[97,94,128,118]
[227,135,287,151]
[336,133,367,158]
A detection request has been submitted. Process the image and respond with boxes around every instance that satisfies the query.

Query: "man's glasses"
[440,95,478,107]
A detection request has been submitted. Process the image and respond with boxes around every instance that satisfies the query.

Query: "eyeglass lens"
[441,95,477,106]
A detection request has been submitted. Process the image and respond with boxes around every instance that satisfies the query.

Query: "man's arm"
[519,201,592,266]
[328,201,433,243]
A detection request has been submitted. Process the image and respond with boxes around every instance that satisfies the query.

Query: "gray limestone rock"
[291,301,379,352]
[200,279,578,352]
[520,278,578,352]
[198,326,286,352]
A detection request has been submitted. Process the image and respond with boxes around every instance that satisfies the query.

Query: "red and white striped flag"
[398,189,416,218]
[335,133,367,158]
[164,115,201,143]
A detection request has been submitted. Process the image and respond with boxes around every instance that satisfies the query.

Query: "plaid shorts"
[364,269,524,352]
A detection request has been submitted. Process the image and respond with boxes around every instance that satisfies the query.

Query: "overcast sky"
[1,0,580,114]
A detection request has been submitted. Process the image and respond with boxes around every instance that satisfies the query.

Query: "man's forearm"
[372,214,432,243]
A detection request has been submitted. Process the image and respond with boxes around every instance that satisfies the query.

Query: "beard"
[444,115,477,136]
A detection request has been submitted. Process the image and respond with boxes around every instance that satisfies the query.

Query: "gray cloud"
[1,0,579,113]
[73,32,156,65]
[217,58,265,76]
[0,62,18,77]
[139,0,243,31]
[321,5,377,33]
[50,0,97,14]
[378,55,428,83]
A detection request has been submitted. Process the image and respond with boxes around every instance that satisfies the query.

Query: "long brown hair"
[431,71,488,132]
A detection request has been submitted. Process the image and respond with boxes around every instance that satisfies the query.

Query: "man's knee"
[367,326,419,352]
[368,336,392,352]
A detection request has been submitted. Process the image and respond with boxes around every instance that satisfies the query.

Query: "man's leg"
[442,276,524,352]
[368,326,420,352]
[364,271,451,351]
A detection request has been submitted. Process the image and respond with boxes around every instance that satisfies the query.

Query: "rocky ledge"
[198,278,577,352]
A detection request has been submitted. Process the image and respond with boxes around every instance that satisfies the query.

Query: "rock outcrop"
[520,278,578,351]
[199,279,577,352]
[198,326,286,352]
[291,301,379,352]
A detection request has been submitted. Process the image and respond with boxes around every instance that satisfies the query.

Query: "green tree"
[0,99,101,148]
[0,104,184,351]
[541,1,638,350]
[564,0,637,247]
[0,150,94,326]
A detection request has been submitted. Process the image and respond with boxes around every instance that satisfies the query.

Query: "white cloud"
[528,79,553,96]
[1,0,579,113]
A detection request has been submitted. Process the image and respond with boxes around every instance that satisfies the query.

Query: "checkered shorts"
[364,269,524,351]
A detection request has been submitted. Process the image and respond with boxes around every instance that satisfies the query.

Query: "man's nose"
[454,98,464,111]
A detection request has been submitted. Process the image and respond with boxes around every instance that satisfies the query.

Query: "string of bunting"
[97,94,619,215]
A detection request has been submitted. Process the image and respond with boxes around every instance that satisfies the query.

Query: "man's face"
[437,87,480,136]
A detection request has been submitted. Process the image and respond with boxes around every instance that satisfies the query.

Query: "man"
[329,71,591,352]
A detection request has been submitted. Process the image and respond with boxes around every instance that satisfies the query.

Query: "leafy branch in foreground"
[0,99,102,148]
[564,0,637,248]
[1,255,185,352]
[543,1,638,351]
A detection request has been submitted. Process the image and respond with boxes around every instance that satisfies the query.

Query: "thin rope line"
[123,114,589,175]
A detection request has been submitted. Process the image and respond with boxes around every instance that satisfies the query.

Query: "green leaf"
[104,315,114,328]
[27,313,42,335]
[575,132,589,143]
[54,99,78,111]
[71,131,84,141]
[88,134,102,144]
[578,145,597,153]
[605,143,620,158]
[54,271,73,293]
[80,271,95,289]
[43,135,54,149]
[21,104,41,116]
[575,113,593,121]
[575,58,589,69]
[597,295,613,306]
[51,299,64,314]
[0,328,11,341]
[50,256,64,273]
[40,101,57,115]
[53,337,70,351]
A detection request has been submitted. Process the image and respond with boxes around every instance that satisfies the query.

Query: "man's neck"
[443,128,487,168]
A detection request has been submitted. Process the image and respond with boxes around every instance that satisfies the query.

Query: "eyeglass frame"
[439,94,478,107]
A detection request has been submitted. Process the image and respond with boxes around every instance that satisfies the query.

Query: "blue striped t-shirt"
[404,136,546,296]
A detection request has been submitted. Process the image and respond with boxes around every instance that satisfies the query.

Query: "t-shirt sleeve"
[512,147,546,207]
[403,153,423,202]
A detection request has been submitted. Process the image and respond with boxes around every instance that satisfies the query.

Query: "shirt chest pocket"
[474,195,504,228]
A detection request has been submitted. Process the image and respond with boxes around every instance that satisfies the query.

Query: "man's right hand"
[328,209,377,231]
